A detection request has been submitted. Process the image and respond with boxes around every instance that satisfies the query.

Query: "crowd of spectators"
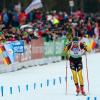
[0,7,100,45]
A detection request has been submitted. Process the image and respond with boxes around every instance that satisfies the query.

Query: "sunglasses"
[73,41,78,44]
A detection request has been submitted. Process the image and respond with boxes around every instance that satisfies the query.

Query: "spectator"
[19,10,27,25]
[3,9,9,27]
[0,31,5,43]
[0,10,3,23]
[94,19,100,40]
[12,10,19,27]
[35,10,42,20]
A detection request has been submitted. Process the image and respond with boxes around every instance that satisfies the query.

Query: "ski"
[76,93,87,96]
[76,93,79,96]
[81,93,87,96]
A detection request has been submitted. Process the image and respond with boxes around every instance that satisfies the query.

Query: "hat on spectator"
[27,28,33,32]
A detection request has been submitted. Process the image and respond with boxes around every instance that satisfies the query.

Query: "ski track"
[0,53,100,100]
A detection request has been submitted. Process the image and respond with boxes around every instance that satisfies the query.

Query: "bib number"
[72,48,79,55]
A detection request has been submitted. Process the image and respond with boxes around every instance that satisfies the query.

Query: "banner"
[44,41,64,57]
[44,42,55,57]
[0,54,3,64]
[31,38,44,59]
[11,40,24,62]
[54,41,64,56]
[14,38,44,62]
[0,39,64,65]
[25,0,43,14]
[12,40,24,53]
[20,44,31,62]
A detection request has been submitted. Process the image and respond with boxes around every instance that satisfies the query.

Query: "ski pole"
[66,60,69,94]
[85,53,90,94]
[66,61,68,94]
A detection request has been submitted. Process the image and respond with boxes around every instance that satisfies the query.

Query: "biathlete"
[64,37,90,96]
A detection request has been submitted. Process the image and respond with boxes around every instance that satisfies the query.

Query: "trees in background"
[0,0,100,13]
[43,0,100,13]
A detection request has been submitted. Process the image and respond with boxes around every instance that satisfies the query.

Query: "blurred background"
[0,0,100,13]
[0,0,100,72]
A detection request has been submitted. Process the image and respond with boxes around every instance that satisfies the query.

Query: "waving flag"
[25,0,43,14]
[0,45,11,65]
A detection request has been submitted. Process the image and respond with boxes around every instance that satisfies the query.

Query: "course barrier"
[0,76,97,100]
[0,38,64,73]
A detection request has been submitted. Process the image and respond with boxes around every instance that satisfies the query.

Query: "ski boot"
[80,85,86,96]
[75,84,80,96]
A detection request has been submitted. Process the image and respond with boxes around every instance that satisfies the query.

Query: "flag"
[0,45,5,54]
[25,0,43,14]
[0,45,11,65]
[90,39,96,49]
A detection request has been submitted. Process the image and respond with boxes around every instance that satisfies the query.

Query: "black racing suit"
[67,42,86,72]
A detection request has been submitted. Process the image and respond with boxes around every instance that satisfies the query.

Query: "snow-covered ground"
[0,53,100,100]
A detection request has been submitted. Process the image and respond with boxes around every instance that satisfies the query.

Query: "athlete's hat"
[72,37,78,42]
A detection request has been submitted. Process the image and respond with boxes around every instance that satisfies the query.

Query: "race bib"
[72,48,79,55]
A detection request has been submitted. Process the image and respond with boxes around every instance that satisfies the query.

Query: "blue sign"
[12,41,24,53]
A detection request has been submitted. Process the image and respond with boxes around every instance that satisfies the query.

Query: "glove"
[64,46,68,52]
[84,45,91,52]
[86,46,91,52]
[83,42,87,48]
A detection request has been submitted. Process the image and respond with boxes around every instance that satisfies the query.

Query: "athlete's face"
[73,41,78,47]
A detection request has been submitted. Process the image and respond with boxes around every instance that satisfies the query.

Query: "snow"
[0,53,100,100]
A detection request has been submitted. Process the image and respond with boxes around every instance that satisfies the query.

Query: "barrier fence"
[0,38,100,73]
[0,76,97,100]
[0,38,64,73]
[0,38,64,64]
